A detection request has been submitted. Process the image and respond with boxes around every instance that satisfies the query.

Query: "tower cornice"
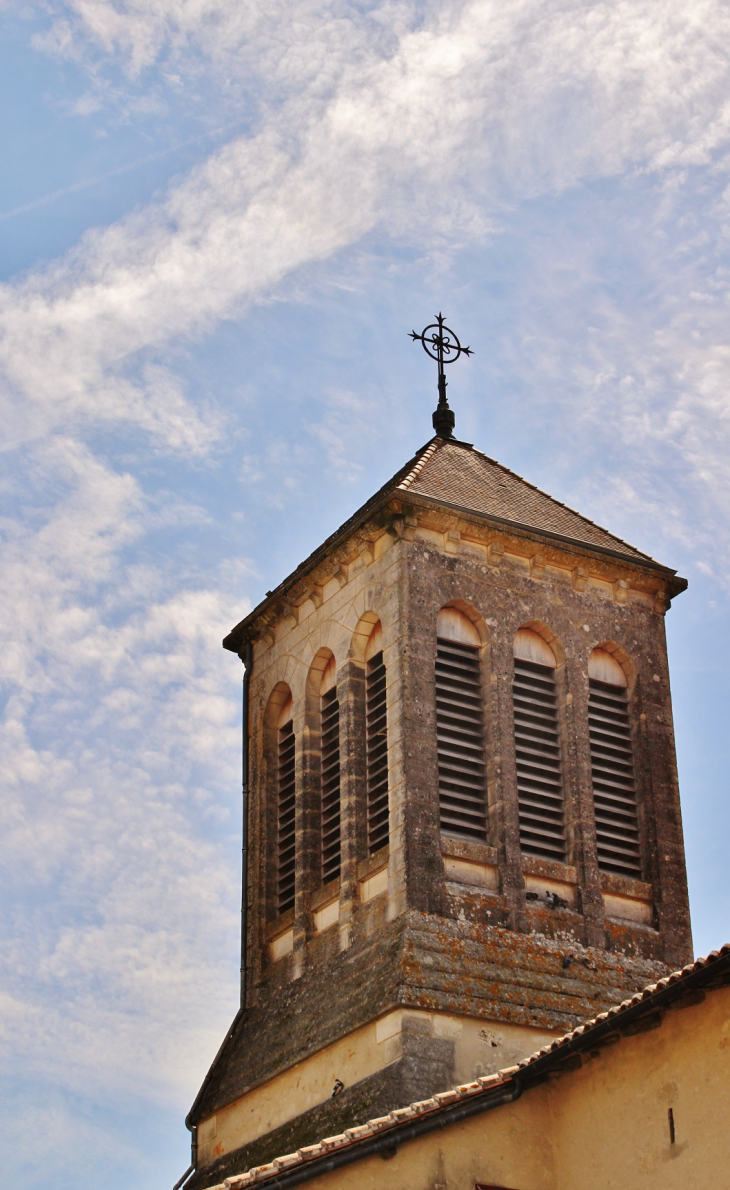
[224,438,686,654]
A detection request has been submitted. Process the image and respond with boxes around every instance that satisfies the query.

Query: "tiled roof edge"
[404,490,679,576]
[222,441,436,653]
[466,443,658,565]
[222,434,686,653]
[396,437,444,491]
[206,943,730,1190]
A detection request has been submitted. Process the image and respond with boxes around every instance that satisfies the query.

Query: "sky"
[1,2,730,1187]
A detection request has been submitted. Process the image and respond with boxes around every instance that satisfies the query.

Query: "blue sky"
[1,2,730,1187]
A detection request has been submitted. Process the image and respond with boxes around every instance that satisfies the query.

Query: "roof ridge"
[210,942,730,1190]
[397,437,442,491]
[464,442,657,565]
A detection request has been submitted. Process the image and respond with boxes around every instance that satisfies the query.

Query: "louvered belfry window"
[435,608,487,842]
[320,671,342,884]
[365,624,389,854]
[512,629,566,862]
[276,718,296,914]
[588,649,641,879]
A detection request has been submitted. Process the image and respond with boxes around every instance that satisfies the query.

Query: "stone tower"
[185,431,692,1189]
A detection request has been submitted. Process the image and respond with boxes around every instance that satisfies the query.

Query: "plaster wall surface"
[271,984,730,1190]
[554,985,730,1187]
[197,1010,562,1166]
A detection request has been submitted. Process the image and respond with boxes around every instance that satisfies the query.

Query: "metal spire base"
[409,313,472,439]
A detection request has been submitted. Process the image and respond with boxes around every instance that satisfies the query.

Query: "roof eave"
[221,440,443,655]
[199,944,729,1188]
[222,486,399,654]
[403,491,683,578]
[223,491,687,654]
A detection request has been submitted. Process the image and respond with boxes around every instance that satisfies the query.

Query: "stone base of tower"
[187,1041,457,1190]
[187,912,677,1187]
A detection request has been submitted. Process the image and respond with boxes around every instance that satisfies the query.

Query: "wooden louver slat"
[513,658,566,862]
[277,720,296,914]
[366,651,389,854]
[589,678,641,878]
[321,687,341,884]
[436,637,487,842]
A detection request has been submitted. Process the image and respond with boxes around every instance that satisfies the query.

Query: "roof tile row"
[210,944,728,1190]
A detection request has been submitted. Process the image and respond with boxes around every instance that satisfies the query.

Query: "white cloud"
[7,1,730,454]
[1,1089,140,1185]
[5,2,730,1166]
[0,438,247,1105]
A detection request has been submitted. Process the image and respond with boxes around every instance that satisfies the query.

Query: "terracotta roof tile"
[272,1154,300,1170]
[345,1124,374,1141]
[204,943,729,1190]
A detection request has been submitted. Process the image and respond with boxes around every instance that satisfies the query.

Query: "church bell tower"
[185,321,692,1189]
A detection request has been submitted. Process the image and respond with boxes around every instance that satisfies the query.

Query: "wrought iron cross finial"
[409,313,473,439]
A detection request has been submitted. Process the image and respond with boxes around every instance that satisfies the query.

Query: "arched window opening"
[435,608,487,842]
[320,656,341,884]
[276,694,296,914]
[512,629,566,862]
[588,649,641,879]
[365,623,389,854]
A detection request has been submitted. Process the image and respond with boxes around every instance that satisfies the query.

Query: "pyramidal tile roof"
[398,438,655,565]
[223,436,681,652]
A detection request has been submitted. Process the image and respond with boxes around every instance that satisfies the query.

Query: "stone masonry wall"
[397,505,692,965]
[189,491,692,1165]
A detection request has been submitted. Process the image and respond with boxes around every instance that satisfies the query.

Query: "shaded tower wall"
[187,483,691,1189]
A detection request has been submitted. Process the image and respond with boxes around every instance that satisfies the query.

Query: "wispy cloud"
[0,117,247,222]
[5,1,730,454]
[0,437,247,1110]
[4,4,730,1185]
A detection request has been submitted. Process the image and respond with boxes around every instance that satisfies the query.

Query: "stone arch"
[512,623,568,864]
[304,646,341,891]
[261,680,296,925]
[437,599,487,648]
[306,647,337,702]
[321,653,337,695]
[435,601,489,846]
[586,641,642,880]
[514,621,564,668]
[351,610,382,663]
[258,646,300,705]
[299,618,343,674]
[365,621,383,663]
[304,649,338,754]
[589,641,636,692]
[347,611,390,855]
[265,681,293,729]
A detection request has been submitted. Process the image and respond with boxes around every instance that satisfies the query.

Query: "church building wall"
[198,971,728,1190]
[242,496,691,1003]
[245,518,407,992]
[246,982,730,1190]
